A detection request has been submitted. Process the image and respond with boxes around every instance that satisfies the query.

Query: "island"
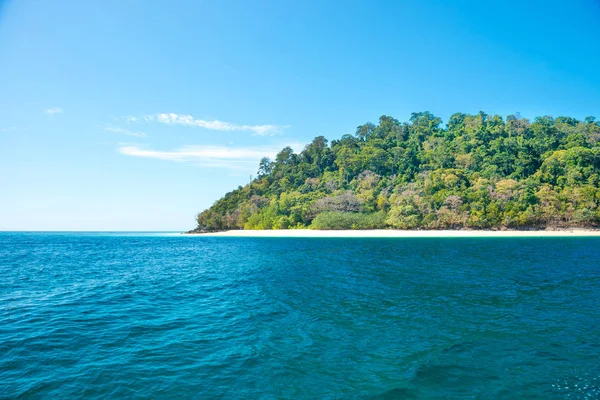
[190,112,600,234]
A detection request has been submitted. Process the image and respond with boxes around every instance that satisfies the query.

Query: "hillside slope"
[192,112,600,231]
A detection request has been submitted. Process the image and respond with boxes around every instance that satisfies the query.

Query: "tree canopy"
[192,112,600,231]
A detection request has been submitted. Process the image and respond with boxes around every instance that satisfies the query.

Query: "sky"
[1,0,600,231]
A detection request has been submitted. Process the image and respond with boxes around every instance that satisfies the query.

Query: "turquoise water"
[2,232,600,399]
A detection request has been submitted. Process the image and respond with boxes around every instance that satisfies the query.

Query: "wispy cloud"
[123,116,139,124]
[0,126,16,132]
[136,113,287,136]
[104,126,147,138]
[118,143,302,170]
[44,107,64,115]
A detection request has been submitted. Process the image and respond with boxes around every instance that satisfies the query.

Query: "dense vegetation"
[193,112,600,231]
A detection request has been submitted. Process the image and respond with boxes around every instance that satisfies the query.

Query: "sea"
[1,232,600,399]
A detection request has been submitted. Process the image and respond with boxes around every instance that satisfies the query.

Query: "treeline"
[193,112,600,231]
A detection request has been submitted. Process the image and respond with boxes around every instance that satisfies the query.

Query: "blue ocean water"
[1,232,600,399]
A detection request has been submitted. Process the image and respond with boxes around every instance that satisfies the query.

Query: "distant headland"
[190,112,600,233]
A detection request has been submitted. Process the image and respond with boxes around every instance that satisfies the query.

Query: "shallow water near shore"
[2,232,600,399]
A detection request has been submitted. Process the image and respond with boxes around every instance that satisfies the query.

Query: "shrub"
[310,211,387,230]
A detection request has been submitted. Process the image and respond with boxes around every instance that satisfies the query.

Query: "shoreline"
[186,229,600,238]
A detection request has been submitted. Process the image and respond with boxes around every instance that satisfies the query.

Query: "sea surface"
[1,232,600,399]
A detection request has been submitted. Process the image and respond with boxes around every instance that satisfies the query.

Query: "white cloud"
[118,143,303,170]
[0,126,16,132]
[123,116,139,123]
[104,126,147,138]
[44,107,64,115]
[141,113,287,136]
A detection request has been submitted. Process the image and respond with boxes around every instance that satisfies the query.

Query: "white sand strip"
[188,229,600,237]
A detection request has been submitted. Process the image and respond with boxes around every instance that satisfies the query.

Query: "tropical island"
[190,112,600,233]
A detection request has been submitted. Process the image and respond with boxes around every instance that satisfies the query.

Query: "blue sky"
[1,0,600,231]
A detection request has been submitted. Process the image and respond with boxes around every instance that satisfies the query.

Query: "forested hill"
[192,112,600,231]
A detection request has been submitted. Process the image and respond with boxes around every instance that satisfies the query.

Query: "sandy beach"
[189,229,600,237]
